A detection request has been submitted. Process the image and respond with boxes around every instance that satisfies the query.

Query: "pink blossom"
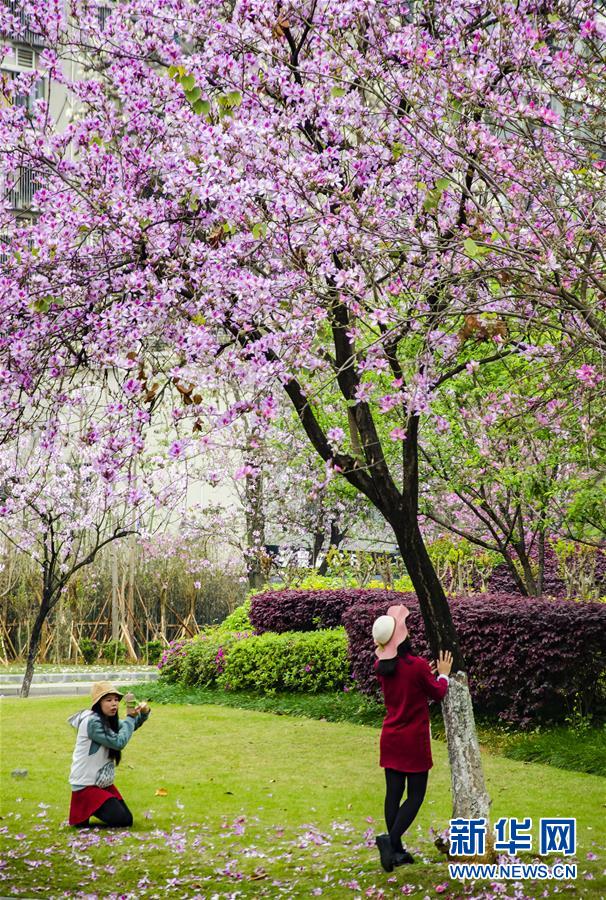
[168,440,186,459]
[234,464,257,479]
[575,364,601,388]
[327,427,345,448]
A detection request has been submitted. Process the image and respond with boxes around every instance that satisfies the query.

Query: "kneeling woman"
[372,605,452,872]
[68,681,150,828]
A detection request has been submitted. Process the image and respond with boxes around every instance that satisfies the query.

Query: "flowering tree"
[3,0,606,816]
[419,353,604,595]
[0,383,184,695]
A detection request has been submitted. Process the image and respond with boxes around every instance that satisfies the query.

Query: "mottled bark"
[442,673,491,820]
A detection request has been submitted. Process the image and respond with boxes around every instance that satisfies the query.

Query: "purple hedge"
[342,593,606,727]
[249,588,405,634]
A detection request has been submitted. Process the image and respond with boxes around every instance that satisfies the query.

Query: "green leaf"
[331,86,346,97]
[463,237,492,259]
[185,87,202,104]
[219,91,242,109]
[251,222,267,240]
[435,177,450,191]
[181,74,196,92]
[168,65,180,80]
[226,90,242,108]
[192,99,211,116]
[391,142,405,161]
[423,188,442,211]
[32,295,58,313]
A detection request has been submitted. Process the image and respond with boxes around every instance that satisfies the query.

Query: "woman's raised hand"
[436,650,453,676]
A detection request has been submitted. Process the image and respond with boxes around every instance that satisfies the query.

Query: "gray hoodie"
[68,708,149,790]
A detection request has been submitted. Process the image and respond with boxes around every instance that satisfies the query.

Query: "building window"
[5,167,42,211]
[2,0,45,46]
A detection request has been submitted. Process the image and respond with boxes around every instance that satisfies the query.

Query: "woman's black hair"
[91,700,121,765]
[376,637,415,676]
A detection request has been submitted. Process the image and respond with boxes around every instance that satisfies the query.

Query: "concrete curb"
[0,670,159,684]
[0,669,159,697]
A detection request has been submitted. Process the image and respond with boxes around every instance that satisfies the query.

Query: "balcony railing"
[5,167,42,210]
[2,0,45,46]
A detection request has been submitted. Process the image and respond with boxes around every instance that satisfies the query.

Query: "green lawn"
[0,697,604,899]
[141,682,606,776]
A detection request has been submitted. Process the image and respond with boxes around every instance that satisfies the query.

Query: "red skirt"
[69,784,123,826]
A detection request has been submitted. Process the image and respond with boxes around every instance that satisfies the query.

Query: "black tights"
[384,769,428,852]
[76,798,133,829]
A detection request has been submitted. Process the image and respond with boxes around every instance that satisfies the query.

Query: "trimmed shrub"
[158,630,252,686]
[143,640,164,665]
[101,640,127,663]
[220,598,253,632]
[343,593,606,727]
[79,638,99,665]
[157,639,189,682]
[250,588,408,634]
[217,629,350,693]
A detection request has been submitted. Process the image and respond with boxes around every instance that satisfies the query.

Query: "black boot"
[394,849,415,865]
[375,833,395,872]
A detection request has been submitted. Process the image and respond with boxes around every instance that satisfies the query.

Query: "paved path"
[0,668,159,697]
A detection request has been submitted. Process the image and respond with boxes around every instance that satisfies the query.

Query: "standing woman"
[372,605,452,872]
[68,681,150,828]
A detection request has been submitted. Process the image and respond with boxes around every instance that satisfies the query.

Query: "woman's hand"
[436,650,453,676]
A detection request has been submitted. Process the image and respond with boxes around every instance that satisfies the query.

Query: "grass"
[1,696,605,899]
[142,682,606,777]
[502,726,606,777]
[141,681,386,727]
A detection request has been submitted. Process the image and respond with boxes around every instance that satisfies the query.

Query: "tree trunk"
[318,520,344,576]
[160,586,167,642]
[311,527,325,568]
[515,543,538,596]
[442,672,491,818]
[392,514,491,821]
[537,530,545,596]
[126,533,136,656]
[392,516,462,661]
[244,467,266,590]
[111,544,120,642]
[20,592,52,698]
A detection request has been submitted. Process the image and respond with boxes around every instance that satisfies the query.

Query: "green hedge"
[159,626,350,694]
[160,631,249,687]
[220,598,252,632]
[217,628,350,693]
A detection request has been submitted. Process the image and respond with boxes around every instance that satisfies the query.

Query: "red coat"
[375,654,448,773]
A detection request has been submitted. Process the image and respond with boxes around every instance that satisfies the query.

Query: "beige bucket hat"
[91,681,124,707]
